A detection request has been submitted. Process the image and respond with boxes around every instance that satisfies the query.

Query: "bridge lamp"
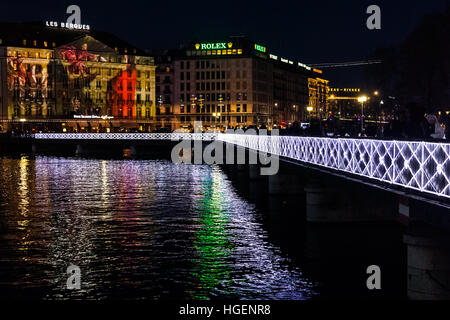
[357,96,367,132]
[357,96,367,103]
[306,106,313,121]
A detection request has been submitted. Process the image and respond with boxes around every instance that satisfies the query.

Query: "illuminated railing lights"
[217,134,450,200]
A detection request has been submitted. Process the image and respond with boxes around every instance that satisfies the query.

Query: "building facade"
[328,87,362,118]
[164,37,323,130]
[0,22,156,132]
[308,77,330,119]
[150,50,175,129]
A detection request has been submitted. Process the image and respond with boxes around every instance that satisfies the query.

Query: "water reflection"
[0,156,316,299]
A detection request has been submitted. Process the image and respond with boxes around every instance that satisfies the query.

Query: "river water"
[0,155,407,300]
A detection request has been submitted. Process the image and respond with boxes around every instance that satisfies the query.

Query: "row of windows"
[179,115,248,123]
[189,70,247,80]
[80,92,152,102]
[180,92,248,102]
[60,79,152,91]
[190,82,247,91]
[13,104,55,116]
[66,68,153,79]
[194,82,226,91]
[180,59,248,70]
[179,104,248,113]
[9,50,152,66]
[186,49,243,57]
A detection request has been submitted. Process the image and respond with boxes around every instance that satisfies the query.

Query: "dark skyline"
[1,0,448,87]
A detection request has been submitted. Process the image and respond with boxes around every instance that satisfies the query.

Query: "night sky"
[1,0,448,87]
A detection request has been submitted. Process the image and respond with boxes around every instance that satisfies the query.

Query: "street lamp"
[306,106,313,121]
[357,96,367,133]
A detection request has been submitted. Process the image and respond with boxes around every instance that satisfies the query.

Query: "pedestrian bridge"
[32,132,450,201]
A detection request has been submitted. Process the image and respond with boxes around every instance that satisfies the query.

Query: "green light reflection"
[190,167,234,300]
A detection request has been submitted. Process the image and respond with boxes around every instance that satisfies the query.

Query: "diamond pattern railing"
[33,132,217,141]
[218,134,450,200]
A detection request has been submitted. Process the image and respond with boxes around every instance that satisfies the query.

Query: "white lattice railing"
[218,134,450,200]
[33,132,217,141]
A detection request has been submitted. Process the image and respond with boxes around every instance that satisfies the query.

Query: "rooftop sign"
[195,42,233,50]
[298,62,311,70]
[254,44,266,52]
[45,5,90,30]
[46,21,90,30]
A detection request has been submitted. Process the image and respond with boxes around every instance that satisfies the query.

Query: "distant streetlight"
[357,96,367,132]
[357,96,367,103]
[306,106,313,121]
[374,91,379,96]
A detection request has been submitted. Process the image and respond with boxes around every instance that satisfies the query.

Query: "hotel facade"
[0,22,156,133]
[166,37,327,130]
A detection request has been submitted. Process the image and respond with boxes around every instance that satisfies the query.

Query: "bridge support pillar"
[76,144,116,156]
[249,163,264,180]
[267,165,306,215]
[404,231,450,299]
[305,177,397,223]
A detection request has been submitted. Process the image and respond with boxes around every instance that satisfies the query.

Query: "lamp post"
[357,96,367,133]
[306,106,313,122]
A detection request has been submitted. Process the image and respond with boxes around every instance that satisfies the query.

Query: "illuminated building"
[165,37,322,130]
[328,88,363,118]
[0,22,156,132]
[308,77,329,119]
[150,49,174,129]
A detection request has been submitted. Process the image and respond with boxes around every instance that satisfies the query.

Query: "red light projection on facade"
[112,62,137,119]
